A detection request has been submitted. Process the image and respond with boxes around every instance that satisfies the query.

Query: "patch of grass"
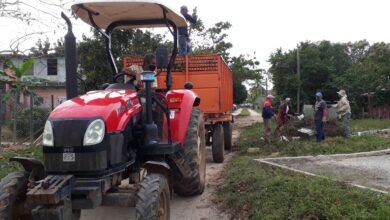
[0,147,43,179]
[350,119,390,132]
[238,122,390,156]
[238,108,250,117]
[218,156,390,219]
[253,108,262,114]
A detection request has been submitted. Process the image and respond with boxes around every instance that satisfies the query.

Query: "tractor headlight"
[43,121,54,146]
[83,119,105,146]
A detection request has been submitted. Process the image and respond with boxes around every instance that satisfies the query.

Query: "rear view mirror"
[156,48,169,69]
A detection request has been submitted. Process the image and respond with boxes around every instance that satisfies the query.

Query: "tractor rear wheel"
[173,108,206,196]
[136,174,170,220]
[212,123,224,163]
[0,171,31,220]
[223,122,233,150]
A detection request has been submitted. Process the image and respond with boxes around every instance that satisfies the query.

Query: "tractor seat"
[105,83,136,90]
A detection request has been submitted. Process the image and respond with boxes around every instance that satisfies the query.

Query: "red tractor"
[0,1,206,219]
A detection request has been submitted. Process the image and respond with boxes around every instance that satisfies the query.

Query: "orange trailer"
[124,54,233,163]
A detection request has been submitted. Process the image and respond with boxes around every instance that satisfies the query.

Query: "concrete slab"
[254,149,390,194]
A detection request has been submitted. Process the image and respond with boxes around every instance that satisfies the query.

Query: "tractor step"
[140,141,181,155]
[102,188,136,207]
[71,179,105,209]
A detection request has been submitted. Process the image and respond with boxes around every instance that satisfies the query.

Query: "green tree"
[270,40,390,116]
[77,29,169,90]
[30,38,51,56]
[192,21,233,60]
[0,58,35,100]
[233,82,247,104]
[270,41,351,107]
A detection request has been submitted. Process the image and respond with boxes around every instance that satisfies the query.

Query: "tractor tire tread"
[173,108,206,196]
[212,123,224,163]
[136,174,170,220]
[0,171,30,220]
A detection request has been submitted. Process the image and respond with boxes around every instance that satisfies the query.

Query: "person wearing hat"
[314,92,328,142]
[275,97,293,137]
[262,94,275,145]
[335,89,351,137]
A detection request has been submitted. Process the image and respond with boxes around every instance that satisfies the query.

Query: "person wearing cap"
[335,89,351,137]
[262,95,275,145]
[314,92,328,142]
[275,97,293,137]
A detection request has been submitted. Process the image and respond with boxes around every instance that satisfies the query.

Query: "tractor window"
[47,58,58,75]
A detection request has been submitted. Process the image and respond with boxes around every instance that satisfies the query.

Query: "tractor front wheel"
[0,171,31,220]
[212,123,225,163]
[136,174,170,220]
[173,108,206,196]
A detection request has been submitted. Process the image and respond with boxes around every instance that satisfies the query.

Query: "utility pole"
[297,45,301,114]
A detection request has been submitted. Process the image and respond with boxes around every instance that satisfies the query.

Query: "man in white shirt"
[335,90,351,137]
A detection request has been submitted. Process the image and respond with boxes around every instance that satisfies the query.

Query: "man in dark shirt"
[262,95,275,145]
[179,6,197,55]
[314,92,328,142]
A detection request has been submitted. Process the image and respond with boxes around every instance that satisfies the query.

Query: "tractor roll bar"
[86,8,178,90]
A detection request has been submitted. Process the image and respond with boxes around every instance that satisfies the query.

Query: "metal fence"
[0,94,54,146]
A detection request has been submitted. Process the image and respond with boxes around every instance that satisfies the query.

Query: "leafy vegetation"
[218,119,390,219]
[238,108,250,117]
[269,40,390,117]
[11,108,49,138]
[238,122,390,156]
[0,58,35,100]
[218,156,390,219]
[0,147,43,179]
[350,119,390,132]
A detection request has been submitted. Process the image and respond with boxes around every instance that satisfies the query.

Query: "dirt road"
[81,109,261,220]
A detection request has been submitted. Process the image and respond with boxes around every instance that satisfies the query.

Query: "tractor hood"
[49,89,141,132]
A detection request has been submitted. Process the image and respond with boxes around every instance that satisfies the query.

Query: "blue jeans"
[315,120,325,142]
[179,35,187,55]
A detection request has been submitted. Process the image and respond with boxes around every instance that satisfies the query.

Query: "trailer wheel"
[223,122,233,150]
[212,123,224,163]
[173,108,206,196]
[0,171,31,220]
[136,174,170,220]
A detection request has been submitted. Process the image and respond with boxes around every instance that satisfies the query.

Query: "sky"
[2,0,390,72]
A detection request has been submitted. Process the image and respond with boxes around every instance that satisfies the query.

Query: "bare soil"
[81,109,261,220]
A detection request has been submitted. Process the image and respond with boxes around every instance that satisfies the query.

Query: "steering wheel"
[113,71,136,84]
[113,71,140,90]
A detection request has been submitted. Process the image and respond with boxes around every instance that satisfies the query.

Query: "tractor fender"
[167,89,200,144]
[142,161,173,193]
[10,157,45,180]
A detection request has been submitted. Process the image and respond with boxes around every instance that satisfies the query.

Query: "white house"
[0,56,66,82]
[0,56,67,113]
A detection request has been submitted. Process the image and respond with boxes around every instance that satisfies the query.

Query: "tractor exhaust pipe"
[61,12,78,100]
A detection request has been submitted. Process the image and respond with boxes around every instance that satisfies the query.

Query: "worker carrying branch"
[275,97,294,137]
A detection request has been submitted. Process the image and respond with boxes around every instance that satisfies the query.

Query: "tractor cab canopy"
[71,0,188,29]
[71,0,188,89]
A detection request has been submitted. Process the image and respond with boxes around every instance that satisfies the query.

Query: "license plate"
[169,110,175,119]
[62,153,75,162]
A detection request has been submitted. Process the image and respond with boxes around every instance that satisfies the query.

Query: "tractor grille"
[51,119,91,146]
